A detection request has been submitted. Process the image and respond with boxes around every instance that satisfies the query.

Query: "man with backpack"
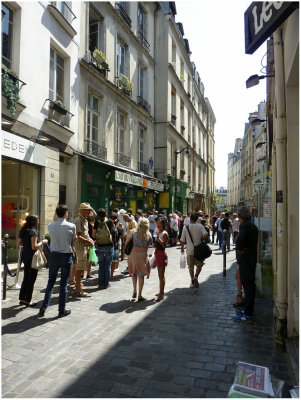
[93,208,115,289]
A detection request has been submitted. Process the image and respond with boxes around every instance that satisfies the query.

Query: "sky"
[175,0,267,188]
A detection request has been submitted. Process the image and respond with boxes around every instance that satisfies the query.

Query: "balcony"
[90,55,110,79]
[115,3,132,28]
[137,96,151,114]
[2,67,26,117]
[85,139,107,161]
[48,2,77,37]
[138,161,149,175]
[115,152,131,168]
[187,175,191,185]
[137,31,150,52]
[171,114,176,125]
[117,75,133,97]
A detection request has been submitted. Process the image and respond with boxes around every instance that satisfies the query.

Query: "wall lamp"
[246,74,274,89]
[34,133,51,142]
[251,118,267,126]
[255,141,267,149]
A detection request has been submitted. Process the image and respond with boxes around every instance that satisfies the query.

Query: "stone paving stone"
[2,246,297,398]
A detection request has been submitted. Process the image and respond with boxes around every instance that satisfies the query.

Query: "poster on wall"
[110,186,126,207]
[159,193,169,209]
[146,193,154,209]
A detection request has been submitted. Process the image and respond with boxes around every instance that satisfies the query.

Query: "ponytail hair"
[19,215,39,239]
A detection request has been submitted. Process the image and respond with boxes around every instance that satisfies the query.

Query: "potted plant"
[180,168,186,177]
[2,66,20,117]
[180,73,185,81]
[119,74,133,94]
[49,100,67,115]
[93,48,106,64]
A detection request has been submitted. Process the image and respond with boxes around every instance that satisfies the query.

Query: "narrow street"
[2,243,294,398]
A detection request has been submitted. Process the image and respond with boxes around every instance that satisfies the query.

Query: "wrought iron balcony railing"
[115,152,131,168]
[187,175,191,185]
[85,139,107,161]
[138,161,149,175]
[115,3,132,28]
[52,1,76,24]
[137,96,151,114]
[90,55,109,79]
[137,31,150,52]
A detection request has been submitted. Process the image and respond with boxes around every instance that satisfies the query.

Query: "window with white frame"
[138,125,145,163]
[117,111,126,154]
[49,48,64,103]
[117,41,125,76]
[138,65,144,98]
[87,92,99,143]
[2,3,13,68]
[89,8,104,54]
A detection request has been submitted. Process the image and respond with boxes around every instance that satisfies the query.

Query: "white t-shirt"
[180,223,207,256]
[184,216,191,226]
[148,214,157,230]
[170,217,179,231]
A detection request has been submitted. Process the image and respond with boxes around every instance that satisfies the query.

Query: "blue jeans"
[217,230,223,248]
[42,252,72,313]
[225,231,231,251]
[96,246,114,287]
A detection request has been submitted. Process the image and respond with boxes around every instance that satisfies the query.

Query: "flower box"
[93,49,105,64]
[49,100,67,115]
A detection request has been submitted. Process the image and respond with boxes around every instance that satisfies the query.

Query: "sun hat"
[119,209,126,215]
[79,202,92,210]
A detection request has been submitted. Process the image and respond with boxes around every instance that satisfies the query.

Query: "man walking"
[180,213,208,288]
[233,206,258,322]
[221,212,231,252]
[39,205,76,318]
[215,212,224,249]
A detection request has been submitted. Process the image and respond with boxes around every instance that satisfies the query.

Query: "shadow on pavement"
[55,262,294,398]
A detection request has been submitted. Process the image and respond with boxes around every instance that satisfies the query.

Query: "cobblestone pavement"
[2,243,295,398]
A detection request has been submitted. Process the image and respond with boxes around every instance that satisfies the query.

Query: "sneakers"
[193,276,199,288]
[233,313,252,322]
[121,268,129,275]
[235,307,246,314]
[58,310,71,318]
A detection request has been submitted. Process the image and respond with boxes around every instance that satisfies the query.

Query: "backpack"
[95,219,112,245]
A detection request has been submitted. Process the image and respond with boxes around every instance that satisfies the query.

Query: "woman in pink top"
[153,217,168,302]
[125,218,152,301]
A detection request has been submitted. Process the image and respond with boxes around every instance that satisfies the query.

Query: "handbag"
[154,239,164,251]
[88,245,98,266]
[125,237,133,255]
[186,226,212,260]
[31,248,47,270]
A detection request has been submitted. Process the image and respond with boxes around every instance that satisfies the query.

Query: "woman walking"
[153,217,168,302]
[125,218,152,301]
[17,215,48,307]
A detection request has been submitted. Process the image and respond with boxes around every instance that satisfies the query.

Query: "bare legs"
[131,274,145,300]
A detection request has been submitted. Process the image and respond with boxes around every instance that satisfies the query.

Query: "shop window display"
[2,158,40,263]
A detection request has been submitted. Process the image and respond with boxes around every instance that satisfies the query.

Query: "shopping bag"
[31,249,47,270]
[88,245,98,266]
[150,251,156,269]
[180,253,186,269]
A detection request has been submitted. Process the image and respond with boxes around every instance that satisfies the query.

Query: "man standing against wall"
[233,206,258,322]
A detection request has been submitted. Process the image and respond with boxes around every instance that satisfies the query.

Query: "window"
[87,93,99,142]
[138,126,145,163]
[49,48,64,103]
[2,3,13,68]
[117,112,125,154]
[171,40,176,65]
[137,6,145,34]
[180,99,184,132]
[117,41,125,76]
[171,86,176,122]
[138,65,144,98]
[89,8,104,54]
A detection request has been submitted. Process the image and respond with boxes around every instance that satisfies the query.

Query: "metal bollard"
[222,229,227,277]
[2,234,9,300]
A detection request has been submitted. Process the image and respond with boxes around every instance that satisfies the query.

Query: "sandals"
[233,294,244,307]
[138,296,146,302]
[76,291,91,298]
[132,292,137,299]
[153,295,164,302]
[19,301,37,307]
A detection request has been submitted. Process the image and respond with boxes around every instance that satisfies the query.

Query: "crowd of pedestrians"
[16,204,258,322]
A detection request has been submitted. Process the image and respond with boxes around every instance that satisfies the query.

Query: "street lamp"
[246,74,274,89]
[174,145,189,211]
[251,118,267,126]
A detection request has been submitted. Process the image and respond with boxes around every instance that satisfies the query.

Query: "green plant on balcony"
[180,168,186,175]
[93,48,106,63]
[180,73,184,80]
[49,100,67,115]
[1,66,20,117]
[119,74,133,94]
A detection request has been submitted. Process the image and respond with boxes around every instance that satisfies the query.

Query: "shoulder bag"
[186,226,212,260]
[125,237,133,255]
[31,248,47,270]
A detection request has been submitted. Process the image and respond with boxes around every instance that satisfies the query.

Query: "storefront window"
[2,158,40,263]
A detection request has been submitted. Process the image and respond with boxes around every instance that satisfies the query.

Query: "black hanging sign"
[244,2,299,54]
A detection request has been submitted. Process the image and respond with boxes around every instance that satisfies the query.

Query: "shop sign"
[147,180,164,192]
[263,202,272,218]
[1,131,46,166]
[115,170,143,187]
[244,2,298,54]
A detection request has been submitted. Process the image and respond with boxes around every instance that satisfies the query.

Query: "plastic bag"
[180,253,186,269]
[150,251,156,269]
[88,245,98,266]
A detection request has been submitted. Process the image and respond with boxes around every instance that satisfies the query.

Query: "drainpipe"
[272,27,288,346]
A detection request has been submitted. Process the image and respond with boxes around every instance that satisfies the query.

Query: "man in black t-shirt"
[110,213,123,279]
[221,212,231,252]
